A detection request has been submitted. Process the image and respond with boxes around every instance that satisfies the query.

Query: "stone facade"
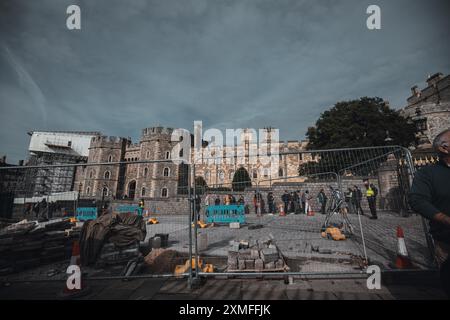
[75,127,183,201]
[401,72,450,149]
[75,127,311,203]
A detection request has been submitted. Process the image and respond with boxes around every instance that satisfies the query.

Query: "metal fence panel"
[0,160,192,279]
[191,146,435,278]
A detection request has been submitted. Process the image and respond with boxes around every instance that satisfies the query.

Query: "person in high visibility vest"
[363,179,378,219]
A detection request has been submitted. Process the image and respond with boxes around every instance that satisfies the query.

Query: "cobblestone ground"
[146,211,434,272]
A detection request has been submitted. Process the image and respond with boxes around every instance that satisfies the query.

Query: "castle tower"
[134,127,182,199]
[81,136,128,198]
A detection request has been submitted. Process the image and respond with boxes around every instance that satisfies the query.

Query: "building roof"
[27,130,101,136]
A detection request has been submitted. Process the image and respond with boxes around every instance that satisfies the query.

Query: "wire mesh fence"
[0,145,436,281]
[191,146,435,277]
[0,159,192,278]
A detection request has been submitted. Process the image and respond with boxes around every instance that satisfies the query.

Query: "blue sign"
[116,205,141,215]
[205,205,246,224]
[76,207,98,221]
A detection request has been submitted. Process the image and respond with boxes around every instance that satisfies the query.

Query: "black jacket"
[409,159,450,243]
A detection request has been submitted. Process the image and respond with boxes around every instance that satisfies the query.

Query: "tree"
[306,97,417,150]
[299,97,417,177]
[232,167,252,191]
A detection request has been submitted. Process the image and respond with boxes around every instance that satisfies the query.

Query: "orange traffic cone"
[60,241,90,299]
[394,226,412,269]
[70,240,81,266]
[279,204,286,216]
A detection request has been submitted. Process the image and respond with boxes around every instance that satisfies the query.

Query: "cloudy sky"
[0,0,449,162]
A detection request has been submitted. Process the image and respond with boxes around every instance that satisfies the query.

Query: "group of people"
[200,185,378,217]
[341,182,378,219]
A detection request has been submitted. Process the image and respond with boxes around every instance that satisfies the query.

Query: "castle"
[74,127,310,201]
[16,72,450,202]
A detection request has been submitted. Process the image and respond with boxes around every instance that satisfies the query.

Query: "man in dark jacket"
[409,129,450,296]
[281,191,290,214]
[352,185,364,215]
[317,189,328,215]
[267,192,275,214]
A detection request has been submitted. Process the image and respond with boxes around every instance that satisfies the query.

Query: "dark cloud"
[1,0,449,162]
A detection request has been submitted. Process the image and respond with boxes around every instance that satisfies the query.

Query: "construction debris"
[227,237,288,272]
[174,257,215,275]
[321,227,346,241]
[79,212,146,266]
[144,248,179,274]
[0,219,79,275]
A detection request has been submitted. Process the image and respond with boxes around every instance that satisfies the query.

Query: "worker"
[364,179,378,219]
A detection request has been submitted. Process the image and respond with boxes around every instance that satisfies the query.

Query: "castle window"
[146,151,150,159]
[229,170,234,179]
[163,167,170,177]
[218,170,224,182]
[104,171,111,179]
[68,141,72,147]
[141,187,146,196]
[204,171,210,181]
[179,149,183,158]
[108,155,113,162]
[161,188,168,198]
[165,151,170,159]
[263,168,269,178]
[143,167,148,177]
[102,187,108,197]
[278,168,284,177]
[86,186,91,195]
[89,170,95,179]
[253,170,258,179]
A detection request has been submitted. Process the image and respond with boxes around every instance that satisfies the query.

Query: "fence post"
[403,147,436,265]
[187,162,193,288]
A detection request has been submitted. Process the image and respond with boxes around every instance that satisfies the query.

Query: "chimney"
[426,72,444,87]
[18,160,24,166]
[1,155,6,164]
[410,85,420,97]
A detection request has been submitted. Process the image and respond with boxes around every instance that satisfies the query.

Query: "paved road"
[146,212,433,271]
[1,274,447,300]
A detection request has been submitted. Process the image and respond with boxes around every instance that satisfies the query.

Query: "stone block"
[229,222,240,229]
[245,259,255,269]
[228,250,239,258]
[238,259,245,270]
[250,249,260,259]
[261,248,278,263]
[151,236,161,249]
[239,240,249,249]
[255,259,264,271]
[275,259,284,269]
[227,257,237,270]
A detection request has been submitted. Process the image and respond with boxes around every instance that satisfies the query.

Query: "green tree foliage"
[232,167,252,191]
[306,97,416,149]
[299,97,417,177]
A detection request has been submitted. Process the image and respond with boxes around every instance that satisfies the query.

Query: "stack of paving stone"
[0,219,79,275]
[227,237,287,272]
